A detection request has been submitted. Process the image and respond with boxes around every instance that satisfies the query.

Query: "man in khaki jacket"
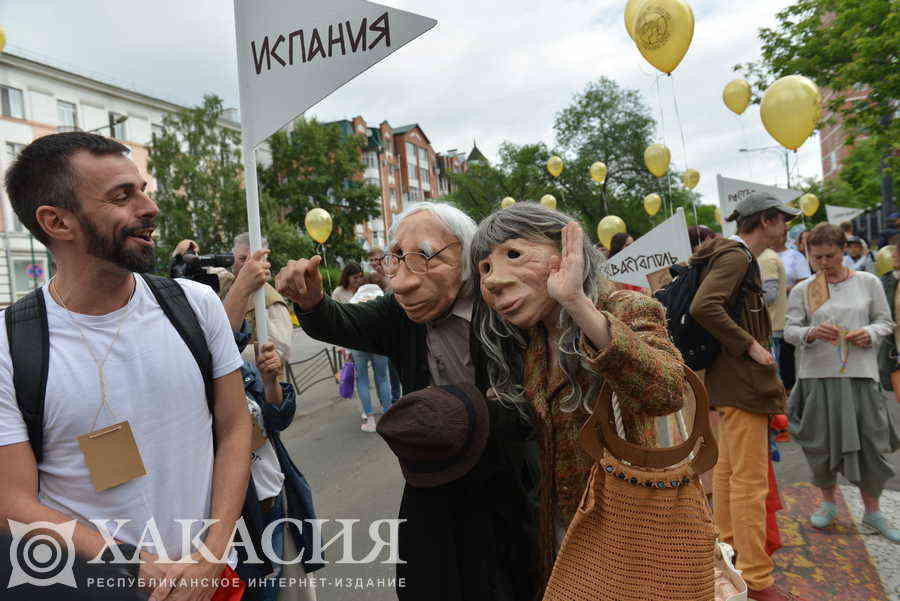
[690,193,800,601]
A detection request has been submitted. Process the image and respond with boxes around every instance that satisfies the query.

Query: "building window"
[406,142,417,165]
[57,100,78,130]
[829,150,838,173]
[366,177,380,188]
[407,162,417,180]
[0,85,25,119]
[418,147,428,167]
[12,257,48,299]
[108,112,127,139]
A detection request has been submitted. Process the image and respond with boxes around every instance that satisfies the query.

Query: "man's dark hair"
[839,221,853,233]
[4,132,129,246]
[607,232,631,258]
[736,207,784,235]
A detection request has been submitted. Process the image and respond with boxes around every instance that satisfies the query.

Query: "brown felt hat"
[375,383,490,488]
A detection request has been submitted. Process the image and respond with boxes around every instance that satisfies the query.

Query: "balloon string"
[670,75,689,169]
[319,244,333,290]
[739,116,753,179]
[656,75,667,145]
[670,75,698,225]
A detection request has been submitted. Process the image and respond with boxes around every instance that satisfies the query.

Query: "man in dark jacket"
[275,202,537,599]
[690,193,799,601]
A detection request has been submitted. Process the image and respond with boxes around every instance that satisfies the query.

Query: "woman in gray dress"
[785,223,900,542]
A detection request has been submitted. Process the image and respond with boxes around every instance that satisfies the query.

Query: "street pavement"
[284,328,900,600]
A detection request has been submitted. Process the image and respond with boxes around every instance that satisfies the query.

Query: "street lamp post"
[740,146,792,189]
[86,114,129,135]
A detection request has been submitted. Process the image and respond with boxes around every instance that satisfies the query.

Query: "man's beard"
[77,213,156,273]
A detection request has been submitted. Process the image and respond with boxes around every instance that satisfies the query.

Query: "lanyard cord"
[51,276,137,431]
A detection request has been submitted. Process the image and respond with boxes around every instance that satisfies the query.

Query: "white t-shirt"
[247,399,285,502]
[0,276,243,559]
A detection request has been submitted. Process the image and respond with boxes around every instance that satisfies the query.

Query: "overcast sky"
[0,0,822,206]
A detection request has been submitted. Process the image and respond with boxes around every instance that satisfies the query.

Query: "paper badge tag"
[807,273,830,315]
[251,420,269,452]
[76,421,147,492]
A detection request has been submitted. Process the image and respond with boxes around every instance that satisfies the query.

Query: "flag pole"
[242,143,268,344]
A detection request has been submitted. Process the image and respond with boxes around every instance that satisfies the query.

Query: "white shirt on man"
[778,248,812,288]
[0,276,243,559]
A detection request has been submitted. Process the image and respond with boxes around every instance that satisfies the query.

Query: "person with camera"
[173,234,293,369]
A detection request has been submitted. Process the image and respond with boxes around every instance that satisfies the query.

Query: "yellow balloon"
[644,193,662,216]
[644,143,671,178]
[633,0,695,75]
[681,168,700,190]
[0,27,6,54]
[875,246,894,277]
[597,215,627,248]
[624,0,641,40]
[714,207,723,225]
[760,75,821,151]
[540,194,557,210]
[500,197,516,208]
[590,161,608,184]
[304,208,333,243]
[799,192,819,217]
[723,78,751,116]
[547,156,564,178]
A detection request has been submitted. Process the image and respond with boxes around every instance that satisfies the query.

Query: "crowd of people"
[0,131,897,601]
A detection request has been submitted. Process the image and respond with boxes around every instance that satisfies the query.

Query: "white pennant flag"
[603,209,692,289]
[826,204,865,226]
[234,0,437,148]
[232,0,436,344]
[716,175,802,237]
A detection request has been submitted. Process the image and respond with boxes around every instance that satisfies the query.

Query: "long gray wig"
[470,203,612,414]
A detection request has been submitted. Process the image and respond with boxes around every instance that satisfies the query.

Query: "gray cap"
[725,192,801,222]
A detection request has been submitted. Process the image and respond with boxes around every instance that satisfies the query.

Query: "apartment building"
[0,49,189,306]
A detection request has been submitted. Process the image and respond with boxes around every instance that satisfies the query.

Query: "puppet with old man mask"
[470,203,688,595]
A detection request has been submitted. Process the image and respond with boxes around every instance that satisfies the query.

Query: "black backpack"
[4,274,272,577]
[654,247,759,371]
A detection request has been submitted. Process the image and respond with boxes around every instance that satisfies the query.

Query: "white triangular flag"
[716,175,802,238]
[603,209,692,288]
[826,204,865,226]
[234,0,437,148]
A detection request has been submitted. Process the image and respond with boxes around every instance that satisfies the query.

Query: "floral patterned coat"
[522,290,687,593]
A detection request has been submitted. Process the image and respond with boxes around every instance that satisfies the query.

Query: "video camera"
[170,251,234,293]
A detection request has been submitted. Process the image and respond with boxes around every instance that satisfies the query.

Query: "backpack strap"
[139,274,214,414]
[5,289,50,463]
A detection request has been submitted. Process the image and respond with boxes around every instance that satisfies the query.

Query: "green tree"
[258,118,382,263]
[735,0,898,172]
[148,94,246,269]
[552,78,707,237]
[445,142,561,222]
[446,78,715,240]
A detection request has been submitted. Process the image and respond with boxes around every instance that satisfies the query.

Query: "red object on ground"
[771,414,790,443]
[765,459,783,556]
[770,414,788,431]
[211,566,246,601]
